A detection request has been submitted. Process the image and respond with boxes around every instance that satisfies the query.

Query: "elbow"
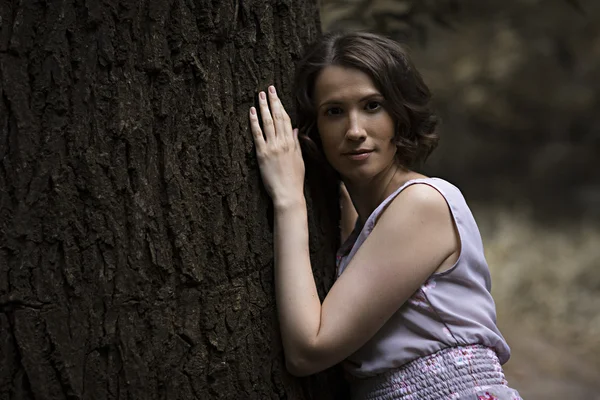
[285,356,315,377]
[283,338,330,376]
[285,357,318,378]
[285,346,328,377]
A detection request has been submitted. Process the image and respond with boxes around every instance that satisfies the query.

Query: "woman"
[248,31,522,400]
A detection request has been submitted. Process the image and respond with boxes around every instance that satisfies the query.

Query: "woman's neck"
[344,165,424,225]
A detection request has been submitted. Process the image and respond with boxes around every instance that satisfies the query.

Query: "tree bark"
[0,0,345,399]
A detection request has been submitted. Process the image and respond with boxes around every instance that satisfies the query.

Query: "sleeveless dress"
[336,178,522,400]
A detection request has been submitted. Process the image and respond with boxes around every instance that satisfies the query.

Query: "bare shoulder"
[382,182,450,225]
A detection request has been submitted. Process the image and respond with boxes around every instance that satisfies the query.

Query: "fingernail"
[259,92,266,100]
[250,107,256,115]
[269,86,276,94]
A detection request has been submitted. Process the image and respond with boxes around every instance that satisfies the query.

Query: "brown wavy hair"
[293,31,439,169]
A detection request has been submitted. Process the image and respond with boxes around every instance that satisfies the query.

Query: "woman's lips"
[345,151,372,161]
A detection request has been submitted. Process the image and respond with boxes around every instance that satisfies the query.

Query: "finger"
[282,108,294,143]
[267,86,291,141]
[258,91,275,142]
[249,107,265,151]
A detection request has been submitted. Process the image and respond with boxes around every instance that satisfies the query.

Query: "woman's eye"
[366,101,381,111]
[325,107,343,116]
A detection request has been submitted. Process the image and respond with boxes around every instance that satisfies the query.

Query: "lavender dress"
[336,178,522,400]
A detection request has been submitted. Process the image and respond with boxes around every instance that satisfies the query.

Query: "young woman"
[248,31,522,400]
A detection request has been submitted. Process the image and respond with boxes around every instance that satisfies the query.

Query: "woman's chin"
[339,167,376,184]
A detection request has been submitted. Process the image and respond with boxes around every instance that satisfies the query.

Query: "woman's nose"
[345,112,367,141]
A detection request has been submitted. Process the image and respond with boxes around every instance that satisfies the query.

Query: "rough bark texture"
[0,0,345,399]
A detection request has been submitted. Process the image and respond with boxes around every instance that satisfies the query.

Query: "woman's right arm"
[340,182,358,243]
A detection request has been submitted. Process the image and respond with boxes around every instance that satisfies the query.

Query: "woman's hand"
[249,86,305,208]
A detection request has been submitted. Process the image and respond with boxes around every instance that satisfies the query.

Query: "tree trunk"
[0,0,346,399]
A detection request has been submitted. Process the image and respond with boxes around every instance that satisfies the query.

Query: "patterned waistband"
[350,345,510,400]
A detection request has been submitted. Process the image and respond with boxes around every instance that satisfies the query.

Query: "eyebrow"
[318,93,384,109]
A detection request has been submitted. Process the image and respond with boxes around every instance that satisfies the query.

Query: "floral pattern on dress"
[443,326,454,339]
[407,278,437,309]
[419,358,443,375]
[475,388,523,400]
[350,345,523,400]
[390,378,415,397]
[451,347,474,367]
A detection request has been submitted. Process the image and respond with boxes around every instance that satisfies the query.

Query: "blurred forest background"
[320,0,600,398]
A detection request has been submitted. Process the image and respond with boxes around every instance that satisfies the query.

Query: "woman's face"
[314,65,398,183]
